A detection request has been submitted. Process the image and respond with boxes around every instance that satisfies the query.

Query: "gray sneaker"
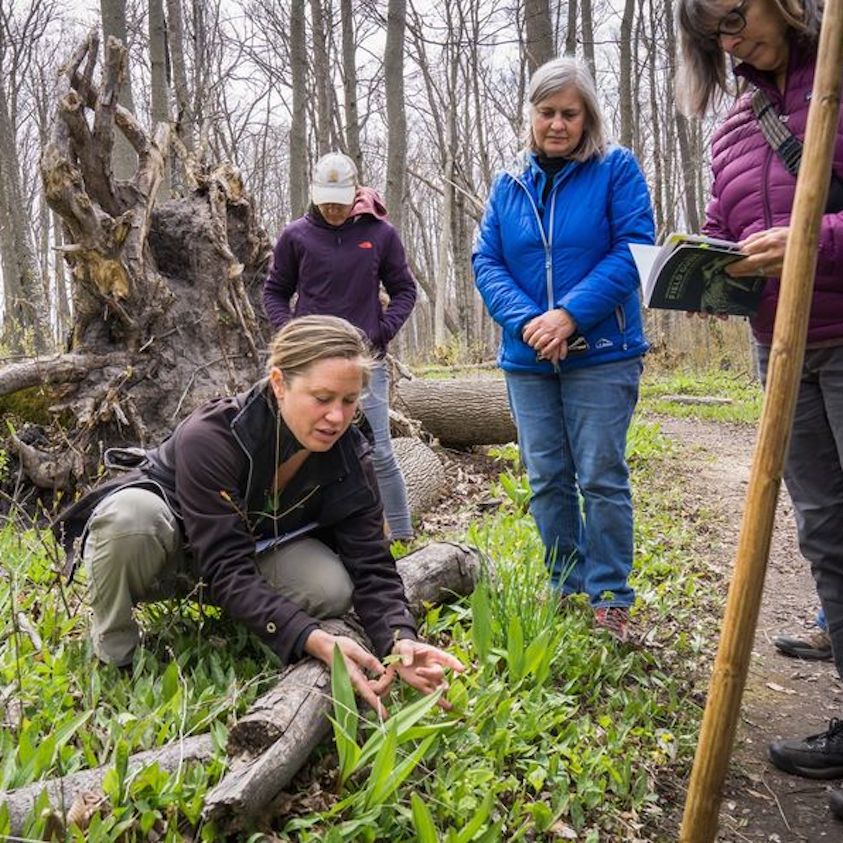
[773,628,832,661]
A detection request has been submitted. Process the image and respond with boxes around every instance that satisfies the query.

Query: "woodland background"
[0,0,754,369]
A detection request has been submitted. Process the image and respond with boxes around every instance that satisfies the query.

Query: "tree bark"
[392,436,445,515]
[309,0,333,156]
[148,0,171,199]
[99,0,137,179]
[289,0,309,218]
[340,0,363,177]
[166,0,193,153]
[384,0,407,235]
[523,0,553,74]
[396,377,516,447]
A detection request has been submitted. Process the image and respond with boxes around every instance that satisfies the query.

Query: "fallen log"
[392,436,445,516]
[0,734,214,837]
[395,377,516,447]
[203,541,482,832]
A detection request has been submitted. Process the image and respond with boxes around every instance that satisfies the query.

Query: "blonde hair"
[267,315,372,387]
[676,0,821,116]
[524,57,607,161]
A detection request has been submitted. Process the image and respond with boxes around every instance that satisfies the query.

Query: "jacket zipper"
[513,176,556,311]
[512,174,566,371]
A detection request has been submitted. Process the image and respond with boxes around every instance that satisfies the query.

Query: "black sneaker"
[769,719,843,779]
[830,788,843,820]
[773,628,833,661]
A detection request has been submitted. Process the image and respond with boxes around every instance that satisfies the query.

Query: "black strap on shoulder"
[751,88,843,214]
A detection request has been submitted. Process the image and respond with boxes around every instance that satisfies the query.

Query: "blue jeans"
[756,343,843,677]
[505,357,642,607]
[360,360,413,539]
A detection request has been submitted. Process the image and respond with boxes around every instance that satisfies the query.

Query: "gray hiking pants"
[83,487,353,666]
[756,343,843,679]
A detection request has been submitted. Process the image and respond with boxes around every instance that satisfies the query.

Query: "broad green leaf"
[362,720,397,809]
[411,791,439,843]
[455,789,495,842]
[506,615,525,681]
[327,716,362,788]
[357,687,443,770]
[367,734,435,808]
[331,644,360,787]
[161,661,180,702]
[470,584,493,661]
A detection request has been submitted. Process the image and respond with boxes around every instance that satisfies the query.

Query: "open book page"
[629,234,766,316]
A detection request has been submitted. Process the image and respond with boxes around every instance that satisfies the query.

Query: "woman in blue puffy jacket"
[473,56,655,642]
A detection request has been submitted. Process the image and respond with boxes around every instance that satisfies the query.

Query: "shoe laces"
[814,718,843,750]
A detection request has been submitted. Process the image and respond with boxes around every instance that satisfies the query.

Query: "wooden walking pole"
[679,5,843,841]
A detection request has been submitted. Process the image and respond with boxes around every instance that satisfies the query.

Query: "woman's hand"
[389,639,465,708]
[304,629,394,718]
[728,227,790,277]
[522,309,576,364]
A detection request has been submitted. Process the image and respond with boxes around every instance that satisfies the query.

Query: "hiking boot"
[830,788,843,821]
[593,607,630,643]
[769,719,843,779]
[773,628,832,661]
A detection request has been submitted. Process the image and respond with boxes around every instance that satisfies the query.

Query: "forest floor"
[651,415,842,843]
[422,414,843,842]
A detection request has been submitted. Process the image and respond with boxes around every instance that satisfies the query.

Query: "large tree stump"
[0,32,272,495]
[395,377,516,448]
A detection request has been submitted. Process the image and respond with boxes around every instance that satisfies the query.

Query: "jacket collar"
[229,378,357,504]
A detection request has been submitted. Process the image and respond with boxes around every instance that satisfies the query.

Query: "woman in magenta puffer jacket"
[677,0,843,815]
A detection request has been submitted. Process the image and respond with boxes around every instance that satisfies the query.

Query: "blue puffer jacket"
[473,146,655,372]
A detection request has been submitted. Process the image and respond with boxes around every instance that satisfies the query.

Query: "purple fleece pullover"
[263,203,417,355]
[703,37,843,346]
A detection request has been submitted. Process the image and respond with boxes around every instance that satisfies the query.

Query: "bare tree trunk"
[149,0,171,199]
[289,0,308,219]
[100,0,137,179]
[619,0,635,150]
[384,0,407,234]
[396,378,516,446]
[309,0,332,156]
[0,83,50,353]
[581,0,595,74]
[340,0,363,178]
[524,0,554,74]
[565,0,578,55]
[166,0,193,153]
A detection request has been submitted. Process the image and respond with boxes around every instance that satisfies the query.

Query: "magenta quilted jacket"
[703,36,843,345]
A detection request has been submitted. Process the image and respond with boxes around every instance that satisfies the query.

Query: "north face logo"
[358,241,373,249]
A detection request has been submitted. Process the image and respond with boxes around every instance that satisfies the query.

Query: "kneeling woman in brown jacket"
[54,315,461,715]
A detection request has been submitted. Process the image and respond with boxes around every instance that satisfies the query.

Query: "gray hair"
[676,0,821,116]
[523,57,607,161]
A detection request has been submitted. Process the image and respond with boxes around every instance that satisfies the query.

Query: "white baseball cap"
[311,152,358,206]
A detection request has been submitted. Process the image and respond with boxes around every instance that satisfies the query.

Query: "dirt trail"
[655,416,843,842]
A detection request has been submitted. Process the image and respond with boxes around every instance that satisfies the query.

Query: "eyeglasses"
[714,0,748,36]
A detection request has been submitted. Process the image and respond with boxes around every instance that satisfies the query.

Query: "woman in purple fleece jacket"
[264,152,417,540]
[677,0,843,816]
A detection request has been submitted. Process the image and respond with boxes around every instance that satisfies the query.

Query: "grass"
[0,416,724,840]
[270,420,720,840]
[639,367,763,424]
